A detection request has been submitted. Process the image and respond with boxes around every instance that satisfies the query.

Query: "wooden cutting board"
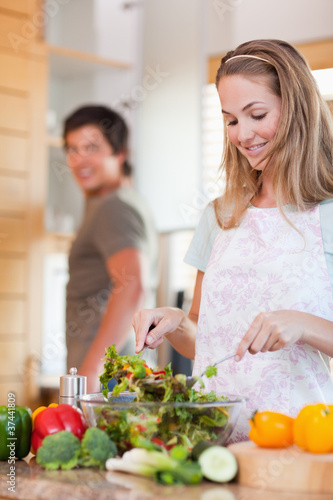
[228,441,333,494]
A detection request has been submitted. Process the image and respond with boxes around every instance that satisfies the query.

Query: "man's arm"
[79,247,146,392]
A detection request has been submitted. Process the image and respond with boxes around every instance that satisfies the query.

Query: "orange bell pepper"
[294,403,333,453]
[249,410,294,448]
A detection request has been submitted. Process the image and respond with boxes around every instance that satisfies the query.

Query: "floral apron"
[192,205,333,441]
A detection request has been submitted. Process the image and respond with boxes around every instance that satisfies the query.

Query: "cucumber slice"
[198,446,238,483]
[191,440,214,461]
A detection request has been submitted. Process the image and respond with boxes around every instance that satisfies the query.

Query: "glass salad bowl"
[78,392,246,455]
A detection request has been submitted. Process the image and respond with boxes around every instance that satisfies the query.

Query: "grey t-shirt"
[184,199,333,295]
[66,187,158,369]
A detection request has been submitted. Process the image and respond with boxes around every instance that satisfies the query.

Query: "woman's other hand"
[132,307,186,353]
[235,310,306,360]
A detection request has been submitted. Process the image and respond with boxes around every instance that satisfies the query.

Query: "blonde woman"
[133,39,333,440]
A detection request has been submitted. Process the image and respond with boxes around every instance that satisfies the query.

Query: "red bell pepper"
[152,370,166,379]
[31,404,87,453]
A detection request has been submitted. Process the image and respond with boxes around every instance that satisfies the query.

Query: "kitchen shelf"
[47,44,131,78]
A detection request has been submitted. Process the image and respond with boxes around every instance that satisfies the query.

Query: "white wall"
[136,0,203,233]
[45,0,95,53]
[205,0,333,56]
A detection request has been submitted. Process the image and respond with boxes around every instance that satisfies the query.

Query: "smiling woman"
[214,39,333,226]
[132,39,333,443]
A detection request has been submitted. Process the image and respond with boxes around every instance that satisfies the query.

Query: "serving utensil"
[138,344,148,359]
[198,352,237,378]
[186,352,238,388]
[137,323,238,388]
[137,324,155,359]
[137,351,238,389]
[136,326,238,389]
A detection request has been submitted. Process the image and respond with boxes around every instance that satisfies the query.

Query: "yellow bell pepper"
[32,403,58,426]
[249,410,294,448]
[294,404,333,453]
[124,362,152,376]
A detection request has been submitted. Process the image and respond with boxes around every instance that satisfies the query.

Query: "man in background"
[64,105,158,392]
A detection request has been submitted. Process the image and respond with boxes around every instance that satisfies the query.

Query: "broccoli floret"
[36,430,81,470]
[79,427,117,469]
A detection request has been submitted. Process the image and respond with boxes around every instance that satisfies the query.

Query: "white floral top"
[185,201,333,442]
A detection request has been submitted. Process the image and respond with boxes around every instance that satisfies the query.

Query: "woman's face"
[217,74,282,171]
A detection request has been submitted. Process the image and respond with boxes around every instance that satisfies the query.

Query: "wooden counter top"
[1,459,332,500]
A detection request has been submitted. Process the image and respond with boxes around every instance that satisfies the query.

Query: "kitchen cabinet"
[0,0,47,405]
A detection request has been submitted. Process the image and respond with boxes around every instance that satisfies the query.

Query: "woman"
[133,39,333,440]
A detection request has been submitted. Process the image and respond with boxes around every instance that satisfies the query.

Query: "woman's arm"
[133,270,204,360]
[236,310,333,360]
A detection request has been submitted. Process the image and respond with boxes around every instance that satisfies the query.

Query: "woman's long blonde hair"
[214,39,333,229]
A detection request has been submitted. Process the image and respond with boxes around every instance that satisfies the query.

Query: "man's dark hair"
[63,105,132,176]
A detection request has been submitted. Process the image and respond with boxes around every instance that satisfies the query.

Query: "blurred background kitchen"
[0,0,332,408]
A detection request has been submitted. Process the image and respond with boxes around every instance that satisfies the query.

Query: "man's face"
[65,124,124,196]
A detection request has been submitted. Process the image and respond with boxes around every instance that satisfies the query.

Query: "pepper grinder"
[59,367,87,408]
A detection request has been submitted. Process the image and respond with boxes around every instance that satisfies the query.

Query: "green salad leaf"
[205,365,217,378]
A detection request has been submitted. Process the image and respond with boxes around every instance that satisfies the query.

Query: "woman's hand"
[132,307,186,353]
[235,310,306,360]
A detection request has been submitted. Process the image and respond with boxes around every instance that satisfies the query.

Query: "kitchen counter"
[0,458,332,500]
